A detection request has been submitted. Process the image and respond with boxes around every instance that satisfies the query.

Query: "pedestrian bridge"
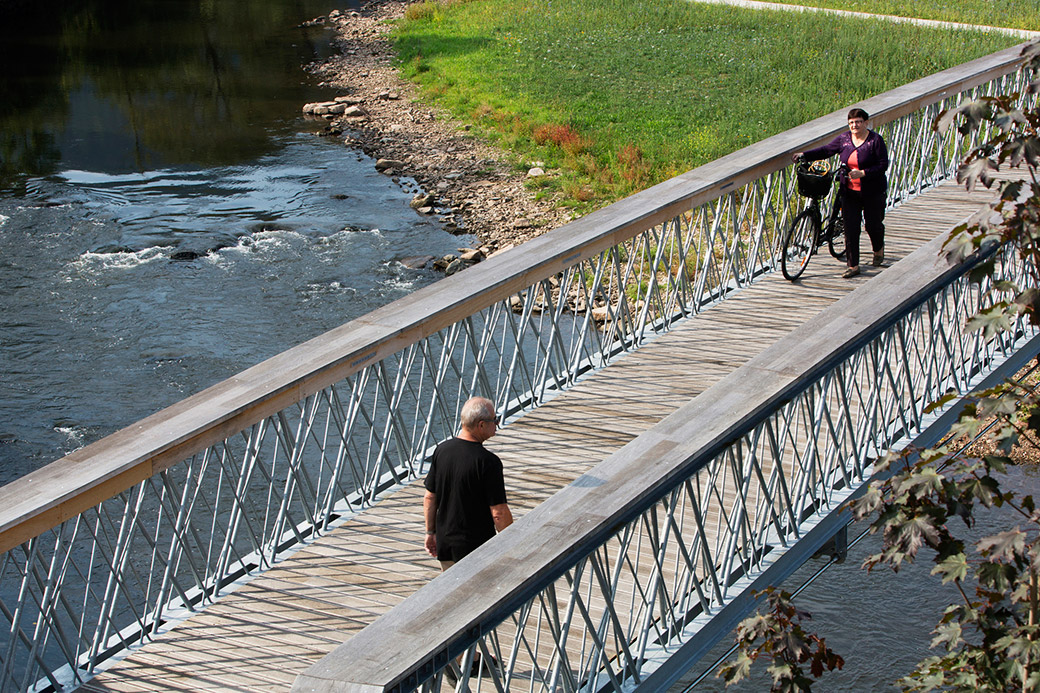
[2,43,1038,693]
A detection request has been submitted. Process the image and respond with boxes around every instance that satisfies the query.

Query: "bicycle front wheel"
[782,210,817,281]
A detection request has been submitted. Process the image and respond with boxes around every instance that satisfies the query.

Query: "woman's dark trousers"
[841,188,885,267]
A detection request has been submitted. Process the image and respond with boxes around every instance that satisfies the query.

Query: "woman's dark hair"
[847,108,869,121]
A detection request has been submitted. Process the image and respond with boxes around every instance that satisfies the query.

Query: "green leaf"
[966,303,1014,339]
[718,651,753,684]
[924,390,959,414]
[929,620,963,651]
[999,178,1025,203]
[930,553,969,584]
[943,225,982,263]
[897,468,944,497]
[976,560,1015,591]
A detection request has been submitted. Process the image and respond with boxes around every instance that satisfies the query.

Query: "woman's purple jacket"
[803,130,889,197]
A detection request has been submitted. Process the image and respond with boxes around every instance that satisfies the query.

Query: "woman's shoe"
[842,266,860,278]
[872,248,884,266]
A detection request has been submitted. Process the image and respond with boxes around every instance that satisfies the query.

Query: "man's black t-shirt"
[424,437,507,561]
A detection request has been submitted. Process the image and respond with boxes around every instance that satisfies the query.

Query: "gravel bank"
[304,0,572,255]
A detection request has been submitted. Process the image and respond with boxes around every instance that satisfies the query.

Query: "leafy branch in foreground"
[717,587,843,692]
[721,39,1040,692]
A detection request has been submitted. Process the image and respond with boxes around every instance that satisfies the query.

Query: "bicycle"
[781,159,847,281]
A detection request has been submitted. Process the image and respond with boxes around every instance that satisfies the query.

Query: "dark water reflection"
[1,0,363,187]
[0,0,471,484]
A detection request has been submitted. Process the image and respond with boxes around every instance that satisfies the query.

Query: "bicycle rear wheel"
[827,217,846,260]
[782,210,817,281]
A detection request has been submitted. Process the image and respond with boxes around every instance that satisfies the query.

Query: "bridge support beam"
[815,524,848,563]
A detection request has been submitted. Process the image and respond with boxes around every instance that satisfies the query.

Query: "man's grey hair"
[460,397,496,429]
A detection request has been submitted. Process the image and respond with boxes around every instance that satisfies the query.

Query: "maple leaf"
[976,528,1027,561]
[930,553,969,584]
[957,155,999,191]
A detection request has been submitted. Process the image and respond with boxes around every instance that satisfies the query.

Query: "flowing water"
[0,0,469,485]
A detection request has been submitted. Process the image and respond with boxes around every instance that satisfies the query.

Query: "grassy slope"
[393,0,1019,210]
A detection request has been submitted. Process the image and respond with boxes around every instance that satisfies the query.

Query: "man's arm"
[423,490,438,557]
[490,502,513,533]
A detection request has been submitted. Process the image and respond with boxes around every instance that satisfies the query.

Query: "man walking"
[423,396,513,570]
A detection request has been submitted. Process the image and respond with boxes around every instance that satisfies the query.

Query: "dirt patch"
[302,0,571,256]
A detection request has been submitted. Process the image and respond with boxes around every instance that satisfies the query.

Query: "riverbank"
[305,0,570,254]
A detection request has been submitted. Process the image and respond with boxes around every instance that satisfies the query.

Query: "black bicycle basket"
[796,163,833,199]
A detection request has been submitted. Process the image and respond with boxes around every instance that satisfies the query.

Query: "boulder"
[303,100,340,115]
[410,193,435,209]
[375,158,405,172]
[433,254,457,271]
[398,255,435,269]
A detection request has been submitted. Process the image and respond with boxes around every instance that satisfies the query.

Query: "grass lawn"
[764,0,1040,31]
[393,0,1021,211]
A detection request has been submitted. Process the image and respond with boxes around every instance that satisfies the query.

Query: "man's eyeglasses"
[481,416,500,425]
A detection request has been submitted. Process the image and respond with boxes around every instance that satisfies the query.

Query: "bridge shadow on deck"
[81,178,997,692]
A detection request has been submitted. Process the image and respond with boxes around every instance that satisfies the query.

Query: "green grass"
[764,0,1040,31]
[393,0,1019,211]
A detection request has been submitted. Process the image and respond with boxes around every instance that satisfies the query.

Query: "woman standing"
[794,108,889,278]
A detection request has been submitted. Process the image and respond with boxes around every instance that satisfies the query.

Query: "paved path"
[689,0,1040,39]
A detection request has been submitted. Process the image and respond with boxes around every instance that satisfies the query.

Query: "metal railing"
[0,42,1033,693]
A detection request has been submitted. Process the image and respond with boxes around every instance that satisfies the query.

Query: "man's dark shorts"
[437,541,483,563]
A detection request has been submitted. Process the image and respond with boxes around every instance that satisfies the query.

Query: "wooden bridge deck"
[81,179,997,692]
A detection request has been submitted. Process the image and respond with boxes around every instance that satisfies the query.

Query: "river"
[0,0,469,486]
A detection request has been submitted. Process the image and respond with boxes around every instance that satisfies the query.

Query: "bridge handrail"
[0,42,1033,693]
